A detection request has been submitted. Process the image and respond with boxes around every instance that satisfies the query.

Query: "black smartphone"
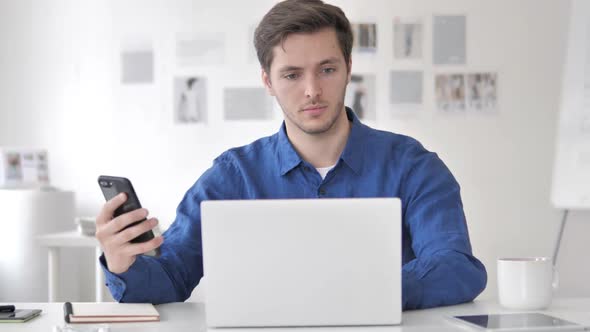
[97,175,155,244]
[0,309,42,322]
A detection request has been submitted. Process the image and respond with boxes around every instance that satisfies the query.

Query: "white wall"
[1,0,588,302]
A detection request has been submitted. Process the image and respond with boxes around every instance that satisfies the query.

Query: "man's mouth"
[302,105,328,114]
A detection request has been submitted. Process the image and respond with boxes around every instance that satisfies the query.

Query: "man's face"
[262,28,351,136]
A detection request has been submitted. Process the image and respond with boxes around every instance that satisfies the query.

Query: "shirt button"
[318,188,326,196]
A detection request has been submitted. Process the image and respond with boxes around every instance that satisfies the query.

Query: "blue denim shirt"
[101,108,487,310]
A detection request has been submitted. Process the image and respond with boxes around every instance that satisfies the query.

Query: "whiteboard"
[552,0,590,209]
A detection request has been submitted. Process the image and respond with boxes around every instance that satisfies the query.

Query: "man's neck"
[286,108,351,168]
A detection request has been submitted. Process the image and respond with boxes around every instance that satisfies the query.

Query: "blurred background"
[0,0,588,303]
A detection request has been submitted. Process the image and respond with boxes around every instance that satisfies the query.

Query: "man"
[96,0,487,310]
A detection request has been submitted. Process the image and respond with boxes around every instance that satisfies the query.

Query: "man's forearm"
[100,254,199,304]
[402,249,487,310]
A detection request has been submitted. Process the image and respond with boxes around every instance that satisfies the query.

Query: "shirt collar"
[339,107,364,174]
[277,107,365,176]
[277,122,303,176]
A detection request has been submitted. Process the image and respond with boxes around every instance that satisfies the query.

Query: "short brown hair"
[254,0,353,74]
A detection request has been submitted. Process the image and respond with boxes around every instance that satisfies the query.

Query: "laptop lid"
[201,198,402,327]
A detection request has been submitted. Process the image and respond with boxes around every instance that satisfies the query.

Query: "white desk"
[2,298,590,331]
[37,231,104,303]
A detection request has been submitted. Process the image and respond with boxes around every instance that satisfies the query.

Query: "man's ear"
[262,69,276,96]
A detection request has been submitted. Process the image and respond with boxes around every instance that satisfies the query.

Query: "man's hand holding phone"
[96,193,164,274]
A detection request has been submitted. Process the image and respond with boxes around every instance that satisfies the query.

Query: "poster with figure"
[2,152,22,182]
[466,73,498,112]
[436,73,498,113]
[393,18,423,60]
[345,74,376,121]
[352,23,377,53]
[174,76,207,124]
[435,74,466,112]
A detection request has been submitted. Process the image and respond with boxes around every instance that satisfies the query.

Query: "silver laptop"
[201,198,401,328]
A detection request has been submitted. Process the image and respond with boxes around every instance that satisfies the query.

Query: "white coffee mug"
[497,257,559,310]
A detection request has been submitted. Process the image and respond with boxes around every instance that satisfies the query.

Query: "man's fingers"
[96,193,127,226]
[103,208,150,235]
[114,218,159,245]
[124,236,164,257]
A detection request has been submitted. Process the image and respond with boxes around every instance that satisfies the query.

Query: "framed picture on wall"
[465,72,498,112]
[345,73,376,121]
[351,23,378,53]
[435,72,498,113]
[173,76,208,124]
[0,149,50,188]
[393,17,423,61]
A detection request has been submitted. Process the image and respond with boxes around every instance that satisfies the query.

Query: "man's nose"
[304,76,322,100]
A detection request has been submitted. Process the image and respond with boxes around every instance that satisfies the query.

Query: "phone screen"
[0,309,42,322]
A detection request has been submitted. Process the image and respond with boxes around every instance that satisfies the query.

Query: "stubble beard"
[279,87,348,136]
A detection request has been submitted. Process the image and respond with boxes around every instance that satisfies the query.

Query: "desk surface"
[3,298,590,331]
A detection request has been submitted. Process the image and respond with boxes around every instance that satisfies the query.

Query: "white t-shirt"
[316,165,336,180]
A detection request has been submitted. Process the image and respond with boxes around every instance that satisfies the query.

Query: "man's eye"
[322,68,336,74]
[284,73,299,80]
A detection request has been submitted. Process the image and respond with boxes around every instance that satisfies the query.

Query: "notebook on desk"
[63,302,159,323]
[201,198,402,328]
